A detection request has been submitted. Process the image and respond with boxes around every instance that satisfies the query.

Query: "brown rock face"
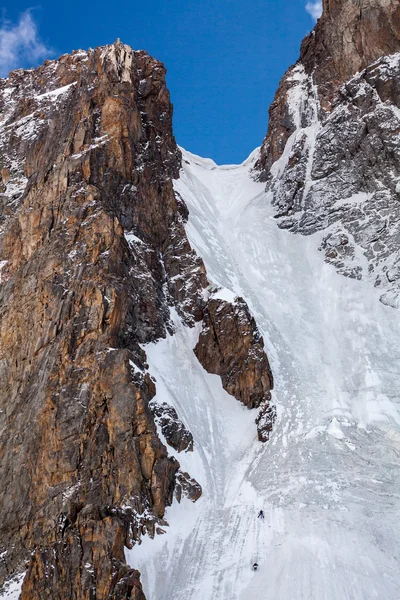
[301,0,400,103]
[0,40,275,598]
[256,0,400,175]
[194,297,275,440]
[22,515,147,600]
[0,41,206,598]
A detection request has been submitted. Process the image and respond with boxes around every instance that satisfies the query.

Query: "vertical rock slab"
[256,0,400,174]
[0,41,205,598]
[0,39,275,599]
[194,297,275,441]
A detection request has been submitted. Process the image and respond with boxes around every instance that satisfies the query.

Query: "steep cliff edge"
[255,0,400,307]
[257,0,400,173]
[301,0,400,104]
[0,42,274,598]
[0,41,197,600]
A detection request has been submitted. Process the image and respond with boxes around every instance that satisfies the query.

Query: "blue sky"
[0,1,321,163]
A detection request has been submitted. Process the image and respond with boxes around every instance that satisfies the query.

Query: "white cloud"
[305,0,323,21]
[0,11,51,77]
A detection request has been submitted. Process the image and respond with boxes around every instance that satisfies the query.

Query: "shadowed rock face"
[0,41,275,598]
[150,401,194,453]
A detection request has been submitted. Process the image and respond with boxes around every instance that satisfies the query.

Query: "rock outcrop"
[194,296,275,440]
[150,401,194,452]
[175,471,202,503]
[255,0,400,307]
[0,41,275,598]
[301,0,400,106]
[256,0,400,172]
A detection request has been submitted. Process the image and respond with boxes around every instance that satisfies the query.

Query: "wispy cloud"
[305,0,323,22]
[0,10,51,77]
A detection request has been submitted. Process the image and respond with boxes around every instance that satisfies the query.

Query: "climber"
[258,510,264,519]
[252,562,259,571]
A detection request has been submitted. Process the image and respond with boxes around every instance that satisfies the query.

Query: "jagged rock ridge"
[0,41,274,599]
[257,0,400,173]
[255,0,400,307]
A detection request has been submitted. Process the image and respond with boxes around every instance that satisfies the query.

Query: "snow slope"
[127,148,400,599]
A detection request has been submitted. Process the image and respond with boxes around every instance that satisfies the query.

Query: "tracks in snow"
[127,148,400,600]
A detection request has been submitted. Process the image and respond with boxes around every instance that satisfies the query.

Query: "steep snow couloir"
[126,147,400,600]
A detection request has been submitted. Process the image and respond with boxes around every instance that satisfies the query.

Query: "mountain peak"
[255,0,400,173]
[301,0,400,101]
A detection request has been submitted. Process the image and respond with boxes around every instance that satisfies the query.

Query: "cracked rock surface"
[0,41,274,598]
[255,0,400,307]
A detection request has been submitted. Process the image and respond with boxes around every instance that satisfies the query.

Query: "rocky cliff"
[257,0,400,172]
[0,42,274,598]
[256,0,400,308]
[194,297,275,441]
[3,0,398,595]
[302,0,400,105]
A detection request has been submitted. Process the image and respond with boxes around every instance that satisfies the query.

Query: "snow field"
[127,147,400,600]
